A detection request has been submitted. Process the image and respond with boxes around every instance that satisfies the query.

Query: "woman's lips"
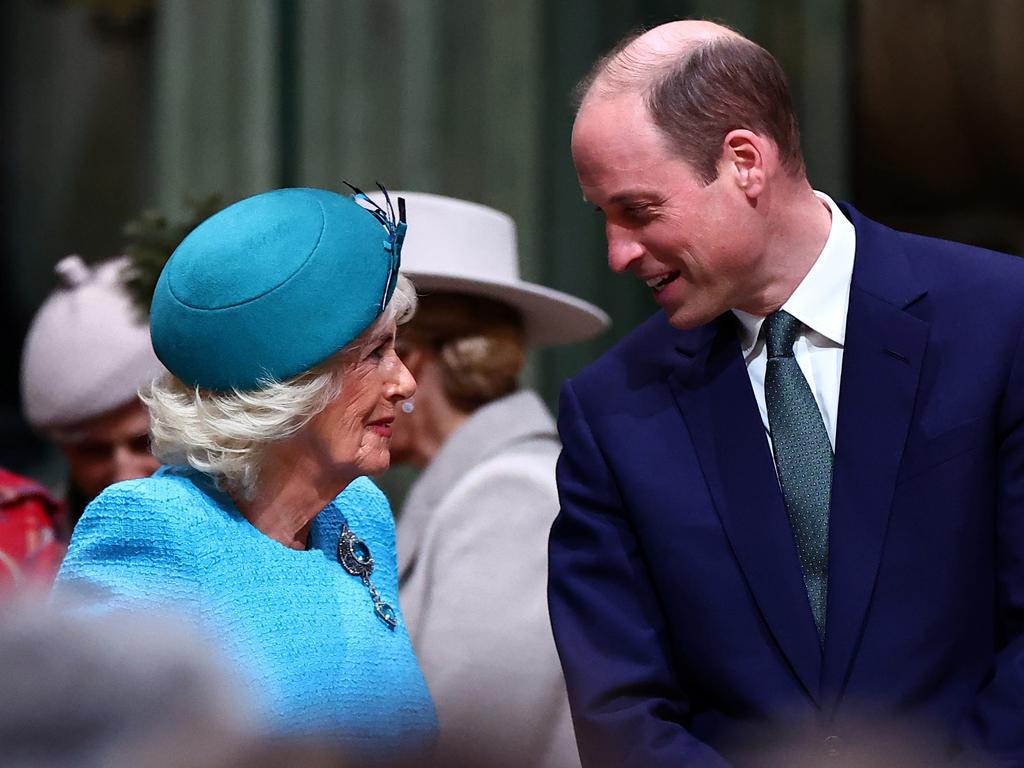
[368,417,394,437]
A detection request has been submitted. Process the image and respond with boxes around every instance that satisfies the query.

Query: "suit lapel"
[821,205,929,709]
[669,317,824,703]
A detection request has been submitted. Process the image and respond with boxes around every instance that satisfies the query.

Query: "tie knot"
[764,310,801,358]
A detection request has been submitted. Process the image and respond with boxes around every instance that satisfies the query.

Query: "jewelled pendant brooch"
[338,522,397,629]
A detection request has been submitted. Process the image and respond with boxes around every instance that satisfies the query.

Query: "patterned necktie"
[764,310,831,639]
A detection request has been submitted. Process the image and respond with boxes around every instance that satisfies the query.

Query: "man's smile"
[644,272,680,292]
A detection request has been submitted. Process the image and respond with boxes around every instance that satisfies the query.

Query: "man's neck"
[737,183,833,317]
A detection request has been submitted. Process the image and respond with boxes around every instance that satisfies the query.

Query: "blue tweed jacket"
[54,466,437,756]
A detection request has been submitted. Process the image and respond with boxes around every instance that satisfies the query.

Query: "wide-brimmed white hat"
[21,255,165,431]
[368,191,609,347]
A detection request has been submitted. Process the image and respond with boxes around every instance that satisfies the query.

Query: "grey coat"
[397,390,580,768]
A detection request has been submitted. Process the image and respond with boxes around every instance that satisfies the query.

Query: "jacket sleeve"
[958,323,1024,764]
[52,481,199,614]
[548,380,731,768]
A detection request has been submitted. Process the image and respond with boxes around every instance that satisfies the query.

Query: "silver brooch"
[338,523,397,629]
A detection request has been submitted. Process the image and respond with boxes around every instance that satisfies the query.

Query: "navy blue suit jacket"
[549,206,1024,767]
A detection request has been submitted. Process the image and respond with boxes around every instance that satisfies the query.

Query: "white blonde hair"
[142,276,416,498]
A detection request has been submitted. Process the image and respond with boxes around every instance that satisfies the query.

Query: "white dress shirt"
[731,192,856,451]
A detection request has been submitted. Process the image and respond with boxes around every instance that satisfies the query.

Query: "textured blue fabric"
[53,466,437,756]
[764,309,832,638]
[150,188,401,391]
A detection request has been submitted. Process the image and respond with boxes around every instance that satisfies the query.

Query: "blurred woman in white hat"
[371,191,609,768]
[20,255,164,527]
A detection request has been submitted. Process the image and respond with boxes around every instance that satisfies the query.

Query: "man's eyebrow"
[608,191,659,204]
[582,190,660,207]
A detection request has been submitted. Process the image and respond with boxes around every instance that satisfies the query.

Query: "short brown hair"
[578,33,805,184]
[398,293,525,413]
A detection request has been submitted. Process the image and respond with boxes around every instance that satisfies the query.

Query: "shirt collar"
[731,191,855,354]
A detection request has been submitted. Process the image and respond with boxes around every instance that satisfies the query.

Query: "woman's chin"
[354,450,391,477]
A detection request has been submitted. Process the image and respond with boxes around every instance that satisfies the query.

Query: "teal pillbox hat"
[150,187,403,391]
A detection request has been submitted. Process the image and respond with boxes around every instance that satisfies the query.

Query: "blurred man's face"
[572,92,766,329]
[59,399,159,501]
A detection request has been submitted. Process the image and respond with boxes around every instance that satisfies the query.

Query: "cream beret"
[21,255,165,431]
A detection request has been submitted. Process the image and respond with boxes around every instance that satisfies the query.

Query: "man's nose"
[606,223,643,273]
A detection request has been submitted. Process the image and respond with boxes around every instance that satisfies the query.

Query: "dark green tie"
[764,310,831,639]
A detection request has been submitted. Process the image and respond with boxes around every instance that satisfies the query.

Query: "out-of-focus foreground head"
[20,256,164,507]
[0,601,255,768]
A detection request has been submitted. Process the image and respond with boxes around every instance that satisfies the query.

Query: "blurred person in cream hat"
[370,190,608,768]
[20,255,164,527]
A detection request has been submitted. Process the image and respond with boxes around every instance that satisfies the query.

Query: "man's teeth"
[645,274,676,289]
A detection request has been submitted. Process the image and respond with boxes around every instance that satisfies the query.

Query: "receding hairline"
[578,21,743,109]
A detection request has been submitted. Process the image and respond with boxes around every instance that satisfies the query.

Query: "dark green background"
[3,0,1020,489]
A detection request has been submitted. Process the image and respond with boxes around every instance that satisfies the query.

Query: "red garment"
[0,468,67,591]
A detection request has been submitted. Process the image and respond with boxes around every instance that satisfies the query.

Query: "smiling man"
[548,19,1024,768]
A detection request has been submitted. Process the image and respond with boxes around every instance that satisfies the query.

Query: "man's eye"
[624,205,650,216]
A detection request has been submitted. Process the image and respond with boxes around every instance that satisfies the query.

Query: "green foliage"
[120,194,226,320]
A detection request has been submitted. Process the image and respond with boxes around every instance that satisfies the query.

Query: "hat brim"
[405,272,610,348]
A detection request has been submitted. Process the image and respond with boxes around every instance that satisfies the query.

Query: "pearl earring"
[401,400,415,414]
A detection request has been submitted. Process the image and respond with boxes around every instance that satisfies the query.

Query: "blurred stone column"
[294,0,543,283]
[153,0,282,215]
[857,0,1024,252]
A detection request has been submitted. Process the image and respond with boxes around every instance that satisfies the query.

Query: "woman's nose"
[390,356,417,400]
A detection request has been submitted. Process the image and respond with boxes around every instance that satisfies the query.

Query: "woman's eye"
[369,339,398,362]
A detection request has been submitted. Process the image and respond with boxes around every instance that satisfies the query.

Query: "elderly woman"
[53,187,437,756]
[372,192,608,768]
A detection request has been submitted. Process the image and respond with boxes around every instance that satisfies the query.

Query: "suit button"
[824,734,843,758]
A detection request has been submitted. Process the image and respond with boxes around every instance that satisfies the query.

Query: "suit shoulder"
[899,229,1024,283]
[897,231,1024,327]
[570,311,679,392]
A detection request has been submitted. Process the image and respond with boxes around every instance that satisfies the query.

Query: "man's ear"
[720,129,774,199]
